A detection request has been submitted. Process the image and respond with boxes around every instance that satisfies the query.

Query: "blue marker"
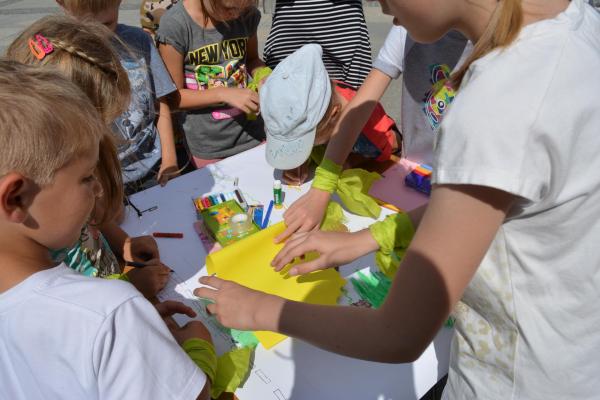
[261,200,274,229]
[253,205,264,228]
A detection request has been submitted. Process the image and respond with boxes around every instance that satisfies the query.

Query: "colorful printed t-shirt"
[156,4,265,159]
[113,24,177,185]
[373,27,471,164]
[334,82,398,162]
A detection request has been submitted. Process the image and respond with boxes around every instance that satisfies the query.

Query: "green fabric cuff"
[183,338,218,384]
[106,273,130,282]
[336,169,381,219]
[248,66,273,92]
[369,213,415,278]
[312,158,343,193]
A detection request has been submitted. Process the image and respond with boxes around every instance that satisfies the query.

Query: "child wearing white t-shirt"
[0,62,212,400]
[195,0,600,398]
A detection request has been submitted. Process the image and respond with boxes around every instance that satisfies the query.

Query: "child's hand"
[272,229,379,275]
[126,259,171,298]
[274,188,331,243]
[220,88,259,114]
[154,301,213,345]
[157,161,180,187]
[123,235,159,262]
[194,276,283,332]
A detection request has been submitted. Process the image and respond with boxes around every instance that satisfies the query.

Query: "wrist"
[255,294,285,332]
[312,158,343,193]
[354,228,380,255]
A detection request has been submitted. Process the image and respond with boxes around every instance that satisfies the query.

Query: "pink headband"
[28,34,54,60]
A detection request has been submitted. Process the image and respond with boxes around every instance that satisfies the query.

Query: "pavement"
[0,0,402,122]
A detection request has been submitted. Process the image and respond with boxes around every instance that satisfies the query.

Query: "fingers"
[288,258,327,276]
[272,234,314,271]
[155,300,197,318]
[198,275,225,289]
[274,220,302,243]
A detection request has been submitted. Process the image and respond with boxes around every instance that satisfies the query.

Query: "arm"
[158,44,259,113]
[156,98,179,186]
[325,69,393,164]
[99,220,159,262]
[246,34,266,76]
[197,185,514,362]
[275,69,394,242]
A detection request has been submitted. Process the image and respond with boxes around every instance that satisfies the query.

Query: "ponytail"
[452,0,523,88]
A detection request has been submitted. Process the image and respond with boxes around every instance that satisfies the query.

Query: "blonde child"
[156,0,269,168]
[58,0,180,191]
[6,15,170,298]
[196,0,600,398]
[275,26,471,241]
[260,43,400,186]
[0,61,213,399]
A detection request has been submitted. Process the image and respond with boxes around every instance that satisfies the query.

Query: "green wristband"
[312,158,343,193]
[369,213,415,278]
[183,338,217,384]
[106,273,130,282]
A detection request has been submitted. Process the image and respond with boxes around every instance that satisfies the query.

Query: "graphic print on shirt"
[422,64,457,130]
[185,37,249,119]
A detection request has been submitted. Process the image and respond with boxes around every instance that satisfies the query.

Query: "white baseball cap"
[260,44,331,170]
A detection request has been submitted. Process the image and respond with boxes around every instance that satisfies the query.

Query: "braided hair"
[6,14,129,225]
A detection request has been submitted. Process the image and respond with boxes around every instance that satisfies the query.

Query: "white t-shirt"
[434,1,600,398]
[374,26,472,165]
[0,264,206,400]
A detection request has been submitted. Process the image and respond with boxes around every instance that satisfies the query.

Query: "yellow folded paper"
[206,222,346,349]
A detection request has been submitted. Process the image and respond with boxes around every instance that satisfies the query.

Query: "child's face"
[26,148,102,250]
[205,0,250,22]
[373,0,454,43]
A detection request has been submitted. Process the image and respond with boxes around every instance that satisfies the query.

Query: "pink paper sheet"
[369,158,429,212]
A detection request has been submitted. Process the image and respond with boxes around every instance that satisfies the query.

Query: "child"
[156,0,268,168]
[260,43,400,185]
[58,0,180,192]
[263,0,372,88]
[195,1,600,399]
[276,26,470,241]
[6,15,170,298]
[0,61,212,399]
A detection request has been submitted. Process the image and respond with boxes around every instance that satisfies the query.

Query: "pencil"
[373,197,403,213]
[152,232,184,238]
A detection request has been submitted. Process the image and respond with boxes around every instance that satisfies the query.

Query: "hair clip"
[28,33,54,60]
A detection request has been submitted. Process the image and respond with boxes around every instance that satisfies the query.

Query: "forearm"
[175,87,226,110]
[157,100,177,164]
[324,69,392,165]
[248,58,266,76]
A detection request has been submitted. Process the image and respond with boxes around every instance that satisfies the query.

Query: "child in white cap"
[261,44,400,185]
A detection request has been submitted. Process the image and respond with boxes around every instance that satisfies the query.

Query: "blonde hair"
[452,0,523,88]
[6,15,128,223]
[59,0,121,16]
[0,61,106,187]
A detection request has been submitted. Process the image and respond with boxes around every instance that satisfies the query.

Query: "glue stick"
[273,179,283,209]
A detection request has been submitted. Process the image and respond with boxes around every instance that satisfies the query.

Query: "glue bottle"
[273,179,283,209]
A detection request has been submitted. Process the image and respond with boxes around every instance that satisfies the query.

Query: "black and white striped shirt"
[263,0,372,88]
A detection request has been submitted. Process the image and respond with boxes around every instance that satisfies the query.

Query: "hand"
[274,188,331,243]
[194,276,283,332]
[220,87,259,114]
[126,259,171,298]
[123,235,159,262]
[271,229,379,275]
[157,160,180,187]
[154,301,213,345]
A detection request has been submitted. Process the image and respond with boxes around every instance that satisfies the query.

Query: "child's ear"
[0,173,35,223]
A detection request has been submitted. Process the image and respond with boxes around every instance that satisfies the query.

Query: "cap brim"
[265,128,316,170]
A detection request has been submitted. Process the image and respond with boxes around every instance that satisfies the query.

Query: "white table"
[121,145,452,400]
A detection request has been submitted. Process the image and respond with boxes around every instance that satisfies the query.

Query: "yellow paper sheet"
[206,222,346,349]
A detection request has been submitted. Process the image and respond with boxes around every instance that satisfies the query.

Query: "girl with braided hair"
[6,15,173,299]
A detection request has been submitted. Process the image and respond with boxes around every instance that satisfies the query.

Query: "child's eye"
[82,175,96,183]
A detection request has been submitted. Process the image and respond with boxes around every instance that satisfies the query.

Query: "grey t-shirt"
[113,24,176,184]
[156,4,265,159]
[374,28,470,165]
